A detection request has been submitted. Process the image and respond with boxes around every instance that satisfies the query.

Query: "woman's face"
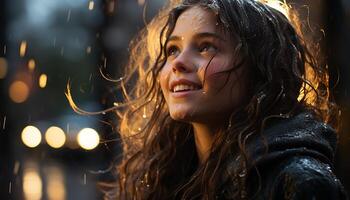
[160,6,248,126]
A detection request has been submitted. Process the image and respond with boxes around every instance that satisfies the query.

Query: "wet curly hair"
[67,0,339,199]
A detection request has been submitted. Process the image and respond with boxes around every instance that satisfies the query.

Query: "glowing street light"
[21,126,42,148]
[45,126,66,149]
[77,128,100,150]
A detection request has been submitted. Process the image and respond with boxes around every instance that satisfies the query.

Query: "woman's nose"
[171,50,196,73]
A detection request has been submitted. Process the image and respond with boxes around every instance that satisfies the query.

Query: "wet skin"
[159,6,249,162]
[160,6,248,127]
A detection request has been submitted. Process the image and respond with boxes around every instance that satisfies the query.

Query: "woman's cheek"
[203,58,232,77]
[159,66,171,96]
[201,59,233,89]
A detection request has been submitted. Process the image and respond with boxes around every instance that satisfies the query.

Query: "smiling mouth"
[171,84,202,93]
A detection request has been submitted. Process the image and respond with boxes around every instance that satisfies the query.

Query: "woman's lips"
[170,89,202,98]
[169,79,202,92]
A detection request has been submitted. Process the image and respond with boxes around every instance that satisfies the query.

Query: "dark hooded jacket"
[219,112,348,200]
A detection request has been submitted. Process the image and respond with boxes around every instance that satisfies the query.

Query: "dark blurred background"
[0,0,349,199]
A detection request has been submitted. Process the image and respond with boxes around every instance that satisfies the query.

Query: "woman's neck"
[192,122,220,164]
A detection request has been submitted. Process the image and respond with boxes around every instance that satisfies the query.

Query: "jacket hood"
[218,112,339,198]
[245,112,338,170]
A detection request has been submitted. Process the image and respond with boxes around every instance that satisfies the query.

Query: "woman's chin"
[169,110,198,122]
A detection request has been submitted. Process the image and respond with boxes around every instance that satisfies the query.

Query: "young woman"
[68,0,348,199]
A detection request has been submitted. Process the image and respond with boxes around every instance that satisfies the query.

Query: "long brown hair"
[66,0,339,199]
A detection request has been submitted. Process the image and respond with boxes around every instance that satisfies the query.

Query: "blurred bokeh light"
[38,74,47,88]
[23,165,42,200]
[9,81,30,103]
[21,126,42,148]
[77,128,99,150]
[46,166,66,200]
[45,126,66,149]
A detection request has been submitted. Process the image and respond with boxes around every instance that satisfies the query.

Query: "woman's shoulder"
[247,111,348,199]
[220,111,348,199]
[256,155,348,200]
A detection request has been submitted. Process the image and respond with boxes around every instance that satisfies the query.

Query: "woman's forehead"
[171,6,226,38]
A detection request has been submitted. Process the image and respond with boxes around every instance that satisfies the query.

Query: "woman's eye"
[166,45,179,57]
[199,43,217,53]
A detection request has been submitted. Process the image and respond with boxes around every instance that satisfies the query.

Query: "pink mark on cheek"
[202,60,231,80]
[200,59,235,91]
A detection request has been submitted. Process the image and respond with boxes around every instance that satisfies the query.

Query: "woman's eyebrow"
[194,32,226,41]
[167,32,226,43]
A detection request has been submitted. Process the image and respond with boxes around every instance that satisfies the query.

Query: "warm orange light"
[20,41,27,57]
[0,57,8,79]
[39,74,47,88]
[28,59,36,71]
[23,165,42,200]
[46,166,66,200]
[21,126,42,148]
[77,128,100,150]
[45,126,66,149]
[262,0,289,19]
[88,1,94,10]
[9,81,30,103]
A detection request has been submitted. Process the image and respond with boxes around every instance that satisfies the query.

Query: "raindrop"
[3,45,6,55]
[53,37,56,48]
[103,58,107,68]
[86,46,92,54]
[60,47,65,56]
[142,107,147,118]
[238,169,246,178]
[19,41,27,57]
[228,121,232,129]
[8,182,11,194]
[2,116,6,130]
[13,161,20,175]
[89,73,93,82]
[67,9,71,22]
[66,123,70,135]
[83,173,87,185]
